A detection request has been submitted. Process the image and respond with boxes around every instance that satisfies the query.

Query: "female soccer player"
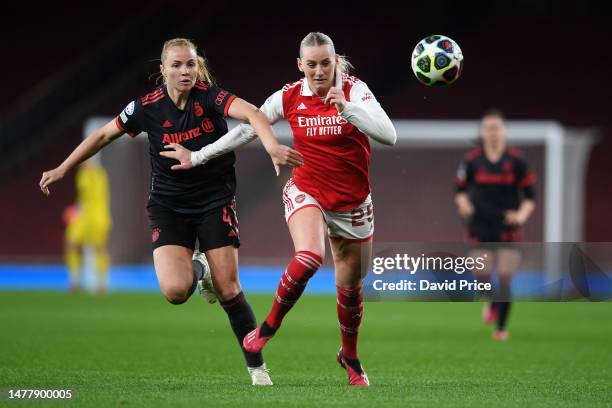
[63,159,111,294]
[454,109,536,341]
[162,32,397,386]
[39,38,303,385]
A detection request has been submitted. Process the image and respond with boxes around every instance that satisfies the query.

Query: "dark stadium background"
[1,1,610,264]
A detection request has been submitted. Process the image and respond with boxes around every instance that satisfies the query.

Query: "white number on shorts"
[351,204,373,227]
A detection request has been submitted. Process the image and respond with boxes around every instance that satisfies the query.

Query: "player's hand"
[324,87,346,113]
[268,145,304,176]
[159,143,193,170]
[458,202,474,219]
[504,210,526,226]
[39,168,65,196]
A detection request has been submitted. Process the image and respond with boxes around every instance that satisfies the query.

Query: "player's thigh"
[65,217,85,248]
[331,238,372,288]
[287,207,327,258]
[82,217,110,249]
[495,247,522,278]
[153,245,195,299]
[148,202,197,300]
[205,245,241,301]
[283,179,327,257]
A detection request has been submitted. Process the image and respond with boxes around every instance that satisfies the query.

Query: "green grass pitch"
[0,292,610,407]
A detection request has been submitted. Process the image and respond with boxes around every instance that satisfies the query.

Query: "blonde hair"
[159,38,215,85]
[299,32,354,73]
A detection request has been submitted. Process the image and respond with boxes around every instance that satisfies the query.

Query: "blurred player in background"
[40,38,302,385]
[63,159,111,293]
[163,32,397,386]
[454,108,536,340]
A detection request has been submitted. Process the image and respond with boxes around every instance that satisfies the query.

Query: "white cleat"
[248,363,273,386]
[192,250,216,304]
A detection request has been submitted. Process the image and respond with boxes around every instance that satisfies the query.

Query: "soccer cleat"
[492,330,509,341]
[482,302,497,325]
[247,363,273,386]
[192,250,216,304]
[243,325,273,354]
[336,348,370,387]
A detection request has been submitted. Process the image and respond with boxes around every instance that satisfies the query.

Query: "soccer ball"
[411,35,464,86]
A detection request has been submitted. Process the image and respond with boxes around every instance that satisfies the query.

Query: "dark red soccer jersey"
[115,81,237,213]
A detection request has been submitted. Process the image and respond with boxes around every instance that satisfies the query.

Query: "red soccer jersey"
[265,72,372,211]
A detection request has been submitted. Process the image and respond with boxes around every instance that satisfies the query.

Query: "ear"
[297,58,303,72]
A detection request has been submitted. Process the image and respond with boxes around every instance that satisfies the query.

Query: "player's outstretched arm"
[325,83,397,146]
[160,124,255,171]
[39,119,123,196]
[163,92,302,173]
[227,98,303,175]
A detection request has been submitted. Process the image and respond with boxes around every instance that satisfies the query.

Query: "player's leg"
[468,247,496,323]
[205,245,271,384]
[243,181,326,354]
[91,219,111,294]
[492,247,521,340]
[65,216,84,292]
[245,207,326,352]
[327,196,373,386]
[196,200,271,385]
[267,207,326,330]
[153,245,197,304]
[148,202,200,304]
[330,237,371,386]
[93,244,110,294]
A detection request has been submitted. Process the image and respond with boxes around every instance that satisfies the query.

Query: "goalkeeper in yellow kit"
[63,160,111,293]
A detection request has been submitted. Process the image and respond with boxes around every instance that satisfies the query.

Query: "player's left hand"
[504,210,526,226]
[159,143,193,170]
[324,87,346,113]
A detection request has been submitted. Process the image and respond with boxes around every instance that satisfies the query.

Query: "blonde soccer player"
[40,38,302,385]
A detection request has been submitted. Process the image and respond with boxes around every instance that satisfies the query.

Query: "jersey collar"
[301,69,343,97]
[163,84,194,112]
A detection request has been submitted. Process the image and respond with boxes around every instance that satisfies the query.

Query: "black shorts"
[147,199,240,252]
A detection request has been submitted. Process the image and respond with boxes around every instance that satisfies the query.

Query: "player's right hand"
[458,202,474,219]
[159,143,194,170]
[39,168,65,196]
[269,145,303,176]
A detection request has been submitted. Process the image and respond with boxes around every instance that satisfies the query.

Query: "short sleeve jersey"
[115,81,237,214]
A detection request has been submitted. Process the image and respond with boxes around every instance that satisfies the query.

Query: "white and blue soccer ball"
[411,35,464,86]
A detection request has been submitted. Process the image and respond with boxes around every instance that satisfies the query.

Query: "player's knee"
[298,247,324,263]
[162,285,191,305]
[215,280,241,302]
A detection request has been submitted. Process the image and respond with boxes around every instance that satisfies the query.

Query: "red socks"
[336,285,363,360]
[264,251,364,362]
[264,250,322,329]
